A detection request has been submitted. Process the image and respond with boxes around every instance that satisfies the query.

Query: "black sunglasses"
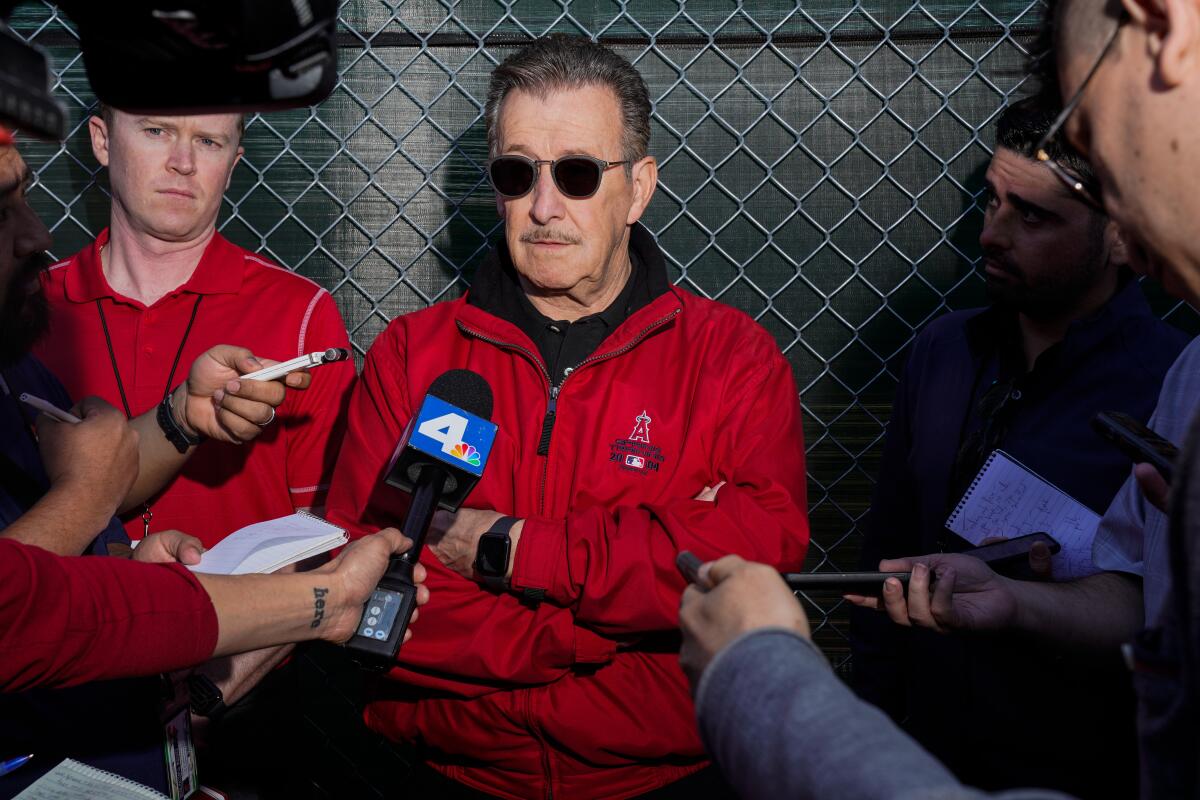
[487,155,628,199]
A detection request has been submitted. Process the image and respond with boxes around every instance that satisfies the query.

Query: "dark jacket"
[852,279,1190,798]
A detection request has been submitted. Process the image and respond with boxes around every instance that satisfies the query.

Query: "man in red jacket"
[326,34,810,800]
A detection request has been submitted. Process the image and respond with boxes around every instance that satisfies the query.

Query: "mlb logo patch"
[625,454,646,469]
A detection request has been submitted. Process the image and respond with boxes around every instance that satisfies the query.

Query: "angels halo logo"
[609,409,665,475]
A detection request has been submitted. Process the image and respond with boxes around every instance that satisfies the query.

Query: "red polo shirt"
[36,228,355,549]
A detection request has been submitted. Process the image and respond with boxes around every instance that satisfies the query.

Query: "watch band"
[157,391,203,454]
[188,673,227,720]
[477,516,518,591]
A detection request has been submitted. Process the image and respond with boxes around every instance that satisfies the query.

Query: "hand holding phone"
[1092,410,1179,484]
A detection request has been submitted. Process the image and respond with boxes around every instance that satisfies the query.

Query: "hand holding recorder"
[678,554,810,688]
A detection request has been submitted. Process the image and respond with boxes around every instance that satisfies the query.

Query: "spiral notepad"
[13,758,168,799]
[945,449,1101,580]
[189,510,347,575]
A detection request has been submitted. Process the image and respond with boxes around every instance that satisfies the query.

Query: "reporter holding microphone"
[1,528,430,694]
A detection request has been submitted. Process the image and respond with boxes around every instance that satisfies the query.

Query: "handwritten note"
[946,450,1101,580]
[13,758,168,799]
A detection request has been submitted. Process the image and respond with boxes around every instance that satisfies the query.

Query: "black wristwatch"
[188,673,227,719]
[157,391,203,454]
[475,516,518,590]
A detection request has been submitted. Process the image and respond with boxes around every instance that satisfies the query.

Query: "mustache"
[982,252,1021,277]
[520,228,580,245]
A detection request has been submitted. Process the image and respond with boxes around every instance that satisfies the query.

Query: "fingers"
[284,371,312,390]
[903,563,938,628]
[704,554,748,585]
[134,530,205,565]
[1028,541,1053,579]
[878,557,917,572]
[212,393,279,436]
[879,577,912,626]
[76,395,120,418]
[679,584,706,625]
[1133,463,1171,513]
[175,536,205,566]
[693,481,727,502]
[844,593,880,610]
[371,526,413,557]
[223,375,287,407]
[928,566,958,626]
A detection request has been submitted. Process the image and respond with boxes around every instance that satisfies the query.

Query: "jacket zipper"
[458,308,679,516]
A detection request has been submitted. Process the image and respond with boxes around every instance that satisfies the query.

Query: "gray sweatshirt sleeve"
[693,628,1075,800]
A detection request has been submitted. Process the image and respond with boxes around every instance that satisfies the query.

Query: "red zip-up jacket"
[326,237,809,799]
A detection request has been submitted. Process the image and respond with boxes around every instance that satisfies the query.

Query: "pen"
[0,754,33,777]
[19,393,81,424]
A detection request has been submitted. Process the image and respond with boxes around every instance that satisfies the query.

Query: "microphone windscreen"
[427,369,494,420]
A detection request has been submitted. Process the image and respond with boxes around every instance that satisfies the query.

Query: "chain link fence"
[12,1,1197,795]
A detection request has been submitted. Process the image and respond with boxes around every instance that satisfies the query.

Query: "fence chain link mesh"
[13,1,1196,795]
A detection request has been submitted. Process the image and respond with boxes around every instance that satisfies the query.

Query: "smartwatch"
[188,673,227,720]
[475,516,518,590]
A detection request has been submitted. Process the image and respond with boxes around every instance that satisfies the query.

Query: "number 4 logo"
[418,412,468,455]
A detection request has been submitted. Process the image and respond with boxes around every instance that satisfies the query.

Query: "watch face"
[476,533,510,578]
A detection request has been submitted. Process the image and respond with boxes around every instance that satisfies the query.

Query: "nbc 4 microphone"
[346,369,497,664]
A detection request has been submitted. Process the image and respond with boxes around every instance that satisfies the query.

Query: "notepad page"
[190,512,346,575]
[945,450,1101,580]
[13,758,168,799]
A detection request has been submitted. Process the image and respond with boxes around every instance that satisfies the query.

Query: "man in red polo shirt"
[326,35,809,800]
[37,107,354,547]
[33,108,356,770]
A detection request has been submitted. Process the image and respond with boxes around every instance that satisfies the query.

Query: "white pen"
[241,348,351,382]
[19,393,82,424]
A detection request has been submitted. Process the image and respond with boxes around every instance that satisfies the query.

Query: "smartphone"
[777,532,1060,593]
[676,551,907,595]
[241,347,350,382]
[781,571,911,594]
[1092,410,1179,484]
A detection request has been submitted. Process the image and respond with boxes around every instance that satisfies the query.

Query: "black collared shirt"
[468,224,668,384]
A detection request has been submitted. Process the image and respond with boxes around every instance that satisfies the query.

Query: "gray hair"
[484,35,651,165]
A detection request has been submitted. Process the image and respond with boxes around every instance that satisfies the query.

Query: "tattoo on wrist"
[311,587,328,629]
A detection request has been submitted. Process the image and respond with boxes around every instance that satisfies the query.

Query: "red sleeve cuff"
[510,517,567,603]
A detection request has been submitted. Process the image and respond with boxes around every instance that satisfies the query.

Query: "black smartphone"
[1091,411,1179,484]
[778,532,1061,593]
[961,531,1060,565]
[781,571,911,594]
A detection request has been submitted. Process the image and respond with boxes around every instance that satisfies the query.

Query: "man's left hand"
[427,508,523,580]
[176,345,313,444]
[678,555,809,688]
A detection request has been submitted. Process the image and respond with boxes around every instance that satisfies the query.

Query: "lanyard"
[96,294,203,537]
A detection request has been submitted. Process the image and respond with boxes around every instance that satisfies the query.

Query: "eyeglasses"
[1027,11,1128,210]
[487,155,628,200]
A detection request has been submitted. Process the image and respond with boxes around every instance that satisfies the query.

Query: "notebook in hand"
[945,449,1101,580]
[189,511,347,575]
